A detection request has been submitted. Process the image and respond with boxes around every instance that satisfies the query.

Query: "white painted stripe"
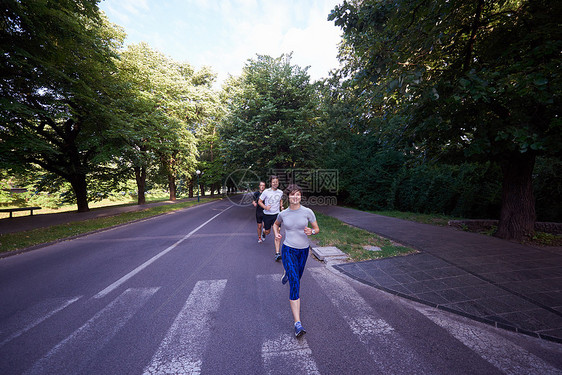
[262,334,321,375]
[25,287,158,375]
[414,305,562,375]
[94,206,232,299]
[310,268,428,373]
[0,297,81,347]
[143,279,227,375]
[309,268,394,340]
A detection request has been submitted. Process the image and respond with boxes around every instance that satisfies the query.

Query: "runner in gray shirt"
[273,184,320,338]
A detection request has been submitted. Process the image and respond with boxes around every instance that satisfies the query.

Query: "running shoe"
[258,238,263,243]
[281,271,288,284]
[275,253,282,262]
[294,321,306,338]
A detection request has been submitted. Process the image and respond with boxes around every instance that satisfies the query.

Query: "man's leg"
[257,222,263,241]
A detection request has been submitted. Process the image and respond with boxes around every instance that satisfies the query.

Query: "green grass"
[367,209,562,247]
[0,193,174,219]
[0,198,217,253]
[313,213,417,262]
[366,210,455,226]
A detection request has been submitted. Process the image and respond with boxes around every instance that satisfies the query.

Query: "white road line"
[143,279,227,375]
[414,305,562,375]
[94,206,232,299]
[25,287,158,375]
[309,268,429,373]
[0,297,81,347]
[262,334,321,375]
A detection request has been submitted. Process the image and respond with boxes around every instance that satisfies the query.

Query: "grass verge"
[0,198,216,254]
[313,213,417,262]
[368,209,562,247]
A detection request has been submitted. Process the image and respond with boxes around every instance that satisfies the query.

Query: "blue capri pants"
[281,244,309,300]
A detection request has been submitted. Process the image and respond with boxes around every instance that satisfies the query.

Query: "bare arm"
[304,221,320,236]
[259,199,270,211]
[273,220,282,239]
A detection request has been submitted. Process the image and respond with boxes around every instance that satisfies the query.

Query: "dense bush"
[534,157,562,222]
[391,162,502,219]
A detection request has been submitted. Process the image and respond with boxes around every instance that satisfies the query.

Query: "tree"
[329,0,562,240]
[0,0,126,211]
[116,43,208,202]
[220,54,320,179]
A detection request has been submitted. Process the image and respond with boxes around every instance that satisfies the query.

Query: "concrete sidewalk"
[313,205,562,344]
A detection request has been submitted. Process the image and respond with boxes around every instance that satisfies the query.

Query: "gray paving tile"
[455,285,509,299]
[420,279,453,292]
[409,271,435,281]
[497,309,562,332]
[387,273,418,284]
[437,289,472,304]
[443,300,498,317]
[416,291,449,305]
[403,281,434,294]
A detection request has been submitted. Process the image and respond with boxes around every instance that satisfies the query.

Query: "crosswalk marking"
[262,334,321,375]
[3,272,560,374]
[143,279,227,375]
[94,206,232,299]
[0,296,80,348]
[414,304,562,375]
[309,267,431,373]
[24,288,158,375]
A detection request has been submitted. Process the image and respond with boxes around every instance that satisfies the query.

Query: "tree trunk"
[134,166,146,205]
[200,183,205,197]
[495,152,536,241]
[168,174,176,201]
[189,180,194,198]
[70,174,89,212]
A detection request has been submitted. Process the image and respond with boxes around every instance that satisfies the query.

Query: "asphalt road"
[1,199,561,374]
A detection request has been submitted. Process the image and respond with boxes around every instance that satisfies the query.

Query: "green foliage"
[0,1,127,210]
[116,43,219,199]
[328,0,562,238]
[533,157,562,222]
[392,161,502,219]
[220,54,321,177]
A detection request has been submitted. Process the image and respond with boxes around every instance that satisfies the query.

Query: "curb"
[332,264,562,345]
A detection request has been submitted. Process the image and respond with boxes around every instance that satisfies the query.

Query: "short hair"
[269,175,279,183]
[285,184,302,196]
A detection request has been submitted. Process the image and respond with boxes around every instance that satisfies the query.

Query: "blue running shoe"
[275,253,282,262]
[281,271,288,284]
[294,321,306,338]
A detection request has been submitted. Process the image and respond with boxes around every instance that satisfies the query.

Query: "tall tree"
[330,0,562,240]
[116,43,208,201]
[220,54,320,178]
[0,0,125,211]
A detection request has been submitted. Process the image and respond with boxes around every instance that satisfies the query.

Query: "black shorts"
[256,209,264,223]
[263,213,278,230]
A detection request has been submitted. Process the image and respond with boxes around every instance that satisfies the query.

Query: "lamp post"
[196,170,201,202]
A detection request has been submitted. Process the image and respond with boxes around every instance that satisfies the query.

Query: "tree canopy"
[0,0,126,211]
[220,54,320,179]
[329,0,562,240]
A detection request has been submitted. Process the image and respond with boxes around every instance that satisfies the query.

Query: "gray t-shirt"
[276,206,317,249]
[259,188,283,215]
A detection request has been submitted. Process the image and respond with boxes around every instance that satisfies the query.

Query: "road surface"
[1,199,561,374]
